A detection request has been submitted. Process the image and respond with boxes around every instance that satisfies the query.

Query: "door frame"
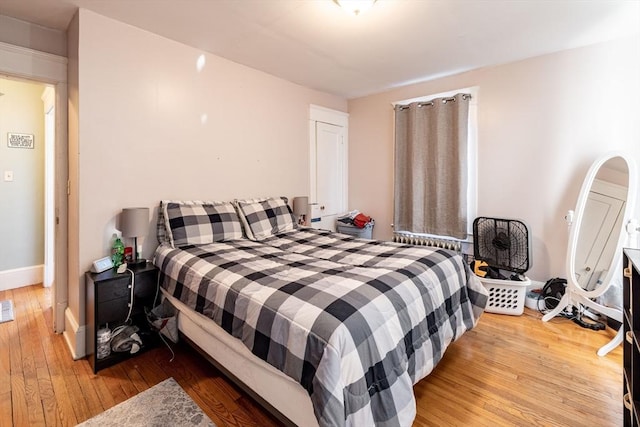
[42,86,55,288]
[0,41,68,333]
[309,104,349,225]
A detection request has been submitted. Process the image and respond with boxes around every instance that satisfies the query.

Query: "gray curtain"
[394,93,470,239]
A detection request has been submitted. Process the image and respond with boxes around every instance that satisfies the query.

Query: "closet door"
[309,105,348,232]
[314,121,345,230]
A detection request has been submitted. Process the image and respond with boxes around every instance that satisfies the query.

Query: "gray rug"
[77,378,216,427]
[0,300,14,323]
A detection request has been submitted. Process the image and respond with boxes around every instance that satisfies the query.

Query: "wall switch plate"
[4,171,13,182]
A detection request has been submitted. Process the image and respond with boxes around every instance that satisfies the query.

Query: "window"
[393,87,478,241]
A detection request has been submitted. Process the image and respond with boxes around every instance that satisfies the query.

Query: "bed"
[152,198,488,427]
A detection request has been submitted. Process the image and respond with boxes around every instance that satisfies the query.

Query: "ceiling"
[0,0,638,99]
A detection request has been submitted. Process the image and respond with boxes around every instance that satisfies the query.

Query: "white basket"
[479,276,530,316]
[336,223,373,239]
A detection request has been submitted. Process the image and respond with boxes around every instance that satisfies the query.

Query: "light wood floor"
[1,284,623,426]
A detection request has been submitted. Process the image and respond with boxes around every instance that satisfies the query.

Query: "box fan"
[473,217,532,315]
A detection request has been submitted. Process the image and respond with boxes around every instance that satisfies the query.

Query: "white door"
[309,106,348,231]
[575,179,626,290]
[315,122,345,230]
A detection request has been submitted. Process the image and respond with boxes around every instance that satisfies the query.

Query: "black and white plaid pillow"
[164,202,243,247]
[236,197,296,240]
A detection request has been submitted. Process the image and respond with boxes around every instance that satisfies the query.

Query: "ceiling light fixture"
[333,0,377,16]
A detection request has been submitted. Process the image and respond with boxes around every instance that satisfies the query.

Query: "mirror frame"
[566,151,637,298]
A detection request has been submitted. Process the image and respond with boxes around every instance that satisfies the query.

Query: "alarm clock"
[91,256,113,273]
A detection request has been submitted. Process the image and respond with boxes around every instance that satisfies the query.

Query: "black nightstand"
[623,248,640,426]
[85,262,160,373]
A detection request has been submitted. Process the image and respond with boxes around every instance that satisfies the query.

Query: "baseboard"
[528,280,545,292]
[63,307,86,360]
[0,265,44,291]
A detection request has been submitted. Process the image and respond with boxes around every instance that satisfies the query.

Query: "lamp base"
[128,258,147,267]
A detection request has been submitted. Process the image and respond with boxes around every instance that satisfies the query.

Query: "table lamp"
[292,196,309,226]
[120,207,149,265]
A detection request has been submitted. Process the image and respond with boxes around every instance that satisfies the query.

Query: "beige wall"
[0,14,67,57]
[348,35,640,282]
[0,78,45,271]
[68,9,346,334]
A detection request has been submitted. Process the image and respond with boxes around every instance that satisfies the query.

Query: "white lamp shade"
[120,207,149,238]
[292,197,309,217]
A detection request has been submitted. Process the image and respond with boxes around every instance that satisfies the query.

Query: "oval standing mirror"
[543,152,637,356]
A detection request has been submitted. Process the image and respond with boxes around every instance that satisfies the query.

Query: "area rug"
[0,300,14,323]
[77,378,216,427]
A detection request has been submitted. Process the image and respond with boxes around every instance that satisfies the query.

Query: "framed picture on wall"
[7,133,34,149]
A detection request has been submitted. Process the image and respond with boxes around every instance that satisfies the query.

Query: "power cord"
[538,277,605,330]
[110,268,137,346]
[148,267,176,362]
[537,295,577,320]
[571,305,606,331]
[157,329,175,362]
[124,268,136,324]
[538,278,570,316]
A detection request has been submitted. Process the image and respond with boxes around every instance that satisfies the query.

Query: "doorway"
[0,78,54,292]
[0,43,69,334]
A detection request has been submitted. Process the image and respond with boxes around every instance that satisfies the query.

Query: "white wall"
[68,9,346,340]
[348,35,640,282]
[0,78,45,272]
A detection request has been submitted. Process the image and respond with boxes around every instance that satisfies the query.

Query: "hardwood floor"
[1,284,622,426]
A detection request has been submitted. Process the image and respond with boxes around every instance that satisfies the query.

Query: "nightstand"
[624,248,640,426]
[85,262,159,373]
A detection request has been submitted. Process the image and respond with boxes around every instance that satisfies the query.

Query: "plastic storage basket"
[336,223,373,239]
[480,276,530,316]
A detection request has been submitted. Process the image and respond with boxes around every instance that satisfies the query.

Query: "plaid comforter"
[154,232,487,427]
[262,228,476,276]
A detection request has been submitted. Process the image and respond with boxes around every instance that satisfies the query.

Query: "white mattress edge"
[162,290,319,427]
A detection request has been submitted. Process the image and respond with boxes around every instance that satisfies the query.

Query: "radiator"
[392,232,462,252]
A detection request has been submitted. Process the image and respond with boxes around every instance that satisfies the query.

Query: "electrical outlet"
[3,171,13,182]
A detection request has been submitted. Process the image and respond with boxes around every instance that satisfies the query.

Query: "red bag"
[353,213,371,228]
